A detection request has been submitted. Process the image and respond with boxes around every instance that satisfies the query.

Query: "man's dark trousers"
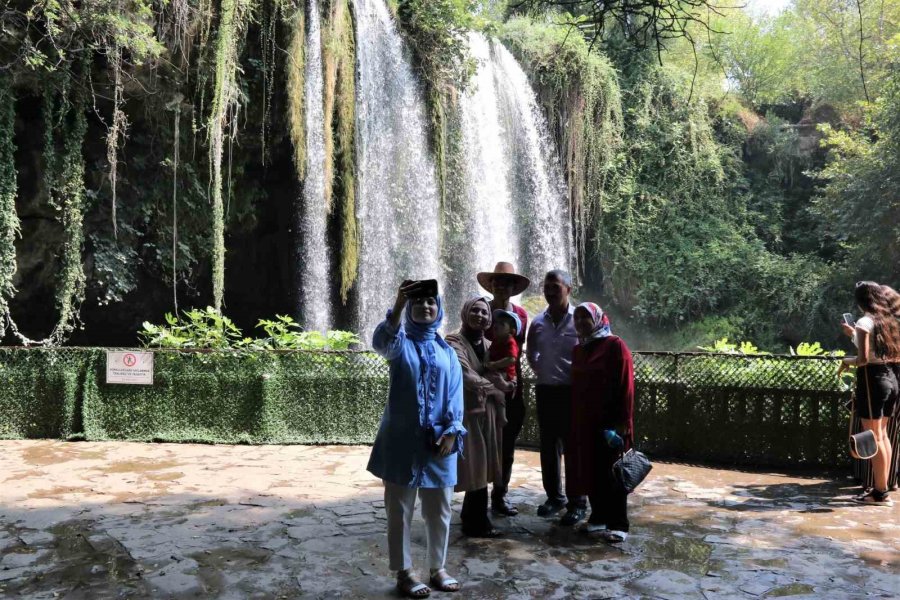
[491,392,525,505]
[535,384,587,509]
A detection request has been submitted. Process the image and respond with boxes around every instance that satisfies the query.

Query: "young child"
[485,309,521,390]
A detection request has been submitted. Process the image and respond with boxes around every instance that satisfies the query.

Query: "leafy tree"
[514,0,732,58]
[814,65,900,285]
[707,11,802,107]
[396,0,478,91]
[706,0,900,109]
[791,0,900,106]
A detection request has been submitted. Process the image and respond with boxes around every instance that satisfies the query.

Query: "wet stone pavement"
[0,442,897,599]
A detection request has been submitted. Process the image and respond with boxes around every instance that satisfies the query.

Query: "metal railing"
[0,348,851,467]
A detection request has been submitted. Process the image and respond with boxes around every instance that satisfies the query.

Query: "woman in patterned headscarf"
[368,280,466,597]
[445,295,514,538]
[566,302,635,543]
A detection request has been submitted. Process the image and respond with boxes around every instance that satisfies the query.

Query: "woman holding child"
[446,296,514,537]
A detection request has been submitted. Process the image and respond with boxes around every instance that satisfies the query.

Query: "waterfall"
[298,0,331,331]
[354,0,442,342]
[455,33,572,297]
[486,36,572,287]
[456,32,521,283]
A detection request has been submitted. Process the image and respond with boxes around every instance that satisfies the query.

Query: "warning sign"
[106,351,154,385]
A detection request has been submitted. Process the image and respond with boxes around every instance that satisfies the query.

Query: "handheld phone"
[842,313,855,327]
[406,279,439,299]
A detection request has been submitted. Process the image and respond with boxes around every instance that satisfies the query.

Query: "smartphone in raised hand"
[406,279,439,299]
[842,313,855,327]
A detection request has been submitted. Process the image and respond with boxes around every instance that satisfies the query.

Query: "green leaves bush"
[140,307,361,351]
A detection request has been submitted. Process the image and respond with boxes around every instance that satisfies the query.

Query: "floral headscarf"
[575,301,612,342]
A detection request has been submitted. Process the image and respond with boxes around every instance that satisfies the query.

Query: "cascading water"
[298,0,331,331]
[354,0,442,342]
[452,32,572,302]
[456,32,521,283]
[486,36,572,286]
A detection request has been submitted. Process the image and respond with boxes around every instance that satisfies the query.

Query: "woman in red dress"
[566,302,635,543]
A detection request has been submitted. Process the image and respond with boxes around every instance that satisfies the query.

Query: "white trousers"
[383,481,453,572]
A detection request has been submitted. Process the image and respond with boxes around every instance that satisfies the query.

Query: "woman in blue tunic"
[367,280,467,598]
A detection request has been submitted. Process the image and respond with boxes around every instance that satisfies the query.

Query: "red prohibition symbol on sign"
[123,353,137,367]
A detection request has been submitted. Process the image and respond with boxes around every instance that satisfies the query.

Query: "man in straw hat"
[478,262,531,517]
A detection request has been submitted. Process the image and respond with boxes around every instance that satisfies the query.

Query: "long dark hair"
[854,281,900,360]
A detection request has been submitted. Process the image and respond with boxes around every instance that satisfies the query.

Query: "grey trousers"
[383,482,453,571]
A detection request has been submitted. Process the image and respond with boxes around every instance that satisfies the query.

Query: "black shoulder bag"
[612,447,653,494]
[849,366,878,460]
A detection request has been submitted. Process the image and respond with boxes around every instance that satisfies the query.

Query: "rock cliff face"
[4,35,301,346]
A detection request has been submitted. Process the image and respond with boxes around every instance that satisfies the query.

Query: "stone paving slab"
[0,441,897,599]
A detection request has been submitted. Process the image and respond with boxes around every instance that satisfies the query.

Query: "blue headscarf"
[403,295,448,426]
[403,295,445,343]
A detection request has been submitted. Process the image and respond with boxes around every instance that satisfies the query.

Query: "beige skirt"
[455,399,503,492]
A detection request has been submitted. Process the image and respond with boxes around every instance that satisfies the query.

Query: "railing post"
[672,352,681,454]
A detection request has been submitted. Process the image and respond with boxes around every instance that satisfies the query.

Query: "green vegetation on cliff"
[0,0,895,351]
[0,80,19,339]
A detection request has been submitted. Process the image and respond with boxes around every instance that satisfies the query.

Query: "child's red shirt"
[488,335,519,381]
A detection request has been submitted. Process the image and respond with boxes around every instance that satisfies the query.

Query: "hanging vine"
[105,41,128,239]
[42,74,89,346]
[170,99,182,315]
[0,80,20,341]
[571,59,623,279]
[286,4,307,180]
[259,0,283,166]
[322,0,343,211]
[322,0,358,302]
[207,0,253,312]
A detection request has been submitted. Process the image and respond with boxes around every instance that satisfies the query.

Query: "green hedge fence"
[0,348,851,468]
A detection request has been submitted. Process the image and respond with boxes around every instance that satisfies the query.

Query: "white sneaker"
[602,530,628,543]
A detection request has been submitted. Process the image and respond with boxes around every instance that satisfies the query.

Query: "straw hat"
[477,262,531,296]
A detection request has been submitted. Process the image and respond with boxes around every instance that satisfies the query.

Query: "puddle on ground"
[753,557,790,569]
[283,507,316,520]
[765,582,816,596]
[21,445,82,466]
[27,485,90,499]
[3,469,50,482]
[143,470,185,481]
[639,535,713,575]
[1,520,148,599]
[101,459,182,474]
[858,549,900,569]
[190,546,273,594]
[186,499,228,510]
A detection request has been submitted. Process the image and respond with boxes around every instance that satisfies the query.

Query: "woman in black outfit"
[839,281,900,505]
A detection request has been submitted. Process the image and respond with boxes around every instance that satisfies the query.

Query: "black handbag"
[612,448,653,494]
[849,367,878,460]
